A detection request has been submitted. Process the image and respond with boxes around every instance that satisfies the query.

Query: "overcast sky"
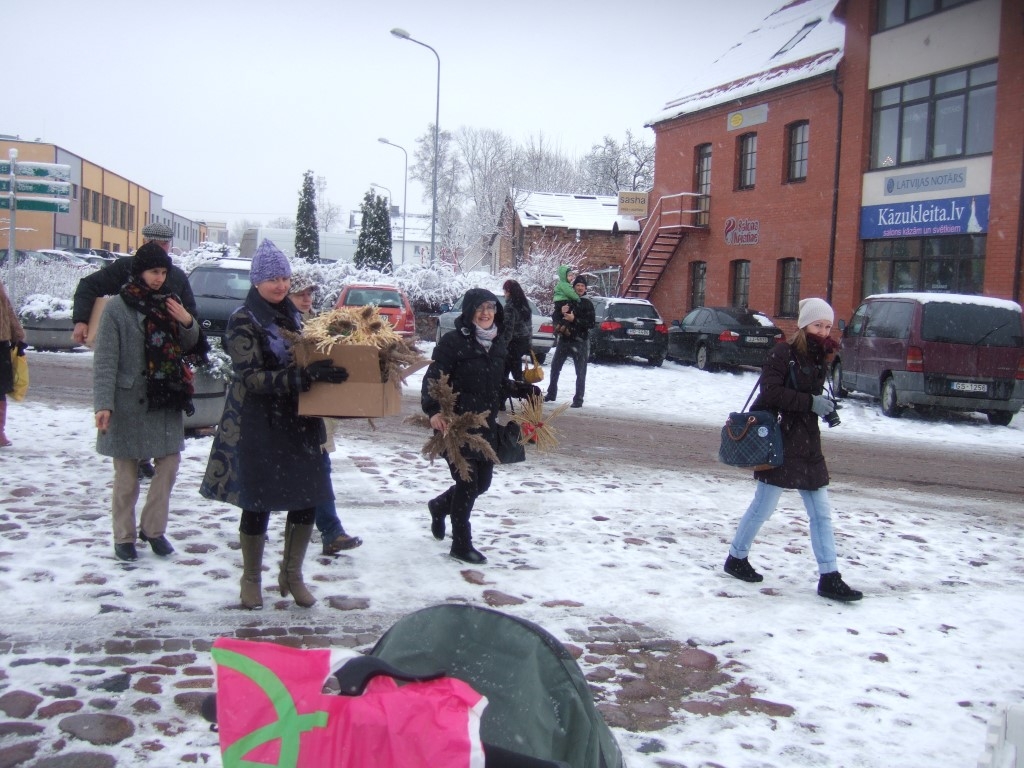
[8,0,773,232]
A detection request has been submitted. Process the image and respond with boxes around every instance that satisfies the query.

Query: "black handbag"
[718,375,783,471]
[496,421,526,464]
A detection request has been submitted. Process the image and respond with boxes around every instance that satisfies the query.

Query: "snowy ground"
[1,348,1022,766]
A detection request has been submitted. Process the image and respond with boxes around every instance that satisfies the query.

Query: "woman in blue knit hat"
[200,240,349,609]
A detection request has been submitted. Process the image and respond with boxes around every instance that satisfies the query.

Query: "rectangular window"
[695,144,712,226]
[119,202,127,229]
[81,188,90,221]
[101,196,110,226]
[71,183,78,201]
[870,61,997,169]
[878,0,975,31]
[861,234,985,296]
[690,261,707,310]
[779,259,801,316]
[738,134,757,190]
[82,237,91,248]
[731,260,750,308]
[91,191,100,223]
[787,122,809,182]
[128,205,135,231]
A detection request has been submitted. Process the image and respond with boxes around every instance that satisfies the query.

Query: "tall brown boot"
[0,400,10,447]
[278,521,316,607]
[239,533,265,610]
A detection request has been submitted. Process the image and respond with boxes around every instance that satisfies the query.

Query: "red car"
[334,283,417,339]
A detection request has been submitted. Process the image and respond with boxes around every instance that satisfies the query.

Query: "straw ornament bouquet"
[296,306,425,385]
[509,394,568,451]
[412,375,498,481]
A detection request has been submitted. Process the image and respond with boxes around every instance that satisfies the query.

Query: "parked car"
[35,249,94,268]
[334,283,417,339]
[187,258,252,344]
[833,292,1024,425]
[0,248,47,266]
[667,306,784,371]
[67,247,116,264]
[587,297,668,366]
[436,295,554,363]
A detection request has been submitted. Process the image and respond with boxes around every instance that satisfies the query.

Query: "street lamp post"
[370,182,392,202]
[390,27,439,265]
[378,137,408,266]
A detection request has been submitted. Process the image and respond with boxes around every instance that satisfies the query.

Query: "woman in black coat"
[723,298,862,602]
[501,279,533,382]
[200,240,348,609]
[422,288,510,564]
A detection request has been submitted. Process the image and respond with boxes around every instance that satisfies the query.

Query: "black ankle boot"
[450,518,486,564]
[724,555,763,583]
[817,571,862,602]
[428,492,450,541]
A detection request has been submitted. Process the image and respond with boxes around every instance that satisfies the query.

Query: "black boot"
[817,571,862,602]
[450,516,486,564]
[428,490,451,541]
[724,555,763,583]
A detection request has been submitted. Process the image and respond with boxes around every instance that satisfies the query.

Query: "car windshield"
[921,303,1023,347]
[607,303,659,321]
[190,269,251,299]
[343,289,402,308]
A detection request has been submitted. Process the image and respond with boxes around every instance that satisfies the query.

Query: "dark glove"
[507,381,542,400]
[304,359,349,385]
[15,341,27,356]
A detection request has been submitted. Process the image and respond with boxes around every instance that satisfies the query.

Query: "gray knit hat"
[250,239,292,285]
[141,221,174,241]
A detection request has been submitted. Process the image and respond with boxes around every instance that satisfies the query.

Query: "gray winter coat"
[93,296,200,459]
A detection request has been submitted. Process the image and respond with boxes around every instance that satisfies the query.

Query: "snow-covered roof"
[649,0,844,125]
[512,190,640,233]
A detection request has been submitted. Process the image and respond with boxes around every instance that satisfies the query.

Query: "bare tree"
[578,130,654,195]
[315,175,342,232]
[517,132,580,193]
[230,218,261,243]
[267,216,296,229]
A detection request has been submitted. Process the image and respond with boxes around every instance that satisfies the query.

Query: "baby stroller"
[203,604,623,768]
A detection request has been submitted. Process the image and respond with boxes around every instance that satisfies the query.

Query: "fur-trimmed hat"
[797,298,834,329]
[131,241,172,275]
[141,221,174,241]
[250,239,292,285]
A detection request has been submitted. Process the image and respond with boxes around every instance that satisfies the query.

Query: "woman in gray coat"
[93,243,200,562]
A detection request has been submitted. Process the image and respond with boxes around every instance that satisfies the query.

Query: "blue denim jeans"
[546,338,589,404]
[313,453,345,543]
[728,481,838,574]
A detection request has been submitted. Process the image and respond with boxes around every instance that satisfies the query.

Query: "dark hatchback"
[187,258,252,344]
[587,297,668,366]
[667,306,783,371]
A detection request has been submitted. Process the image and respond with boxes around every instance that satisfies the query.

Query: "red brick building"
[632,0,1022,332]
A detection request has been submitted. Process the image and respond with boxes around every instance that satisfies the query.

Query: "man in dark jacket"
[544,275,595,408]
[72,222,196,344]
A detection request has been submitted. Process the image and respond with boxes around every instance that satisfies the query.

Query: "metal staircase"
[620,192,708,299]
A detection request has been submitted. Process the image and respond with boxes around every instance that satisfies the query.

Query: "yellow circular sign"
[729,113,744,128]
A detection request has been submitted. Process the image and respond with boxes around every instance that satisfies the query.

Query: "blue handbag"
[718,376,783,471]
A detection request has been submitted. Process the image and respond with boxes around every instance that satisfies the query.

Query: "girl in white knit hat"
[723,297,862,602]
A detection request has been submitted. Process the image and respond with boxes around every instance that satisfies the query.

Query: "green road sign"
[15,179,70,196]
[13,162,70,181]
[14,196,70,213]
[0,180,8,193]
[0,197,9,209]
[0,161,10,175]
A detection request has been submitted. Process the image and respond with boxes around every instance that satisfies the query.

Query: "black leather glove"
[15,341,27,356]
[506,381,542,400]
[304,359,349,385]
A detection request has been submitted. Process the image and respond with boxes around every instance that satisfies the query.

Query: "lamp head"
[390,28,410,39]
[378,137,390,144]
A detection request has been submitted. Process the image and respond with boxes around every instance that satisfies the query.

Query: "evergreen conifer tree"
[354,190,394,273]
[295,170,320,263]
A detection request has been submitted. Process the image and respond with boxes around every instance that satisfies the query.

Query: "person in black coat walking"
[501,279,533,383]
[421,288,512,564]
[723,298,862,602]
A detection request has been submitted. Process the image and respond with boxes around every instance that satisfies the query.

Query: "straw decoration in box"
[297,306,426,386]
[509,394,568,451]
[409,375,499,481]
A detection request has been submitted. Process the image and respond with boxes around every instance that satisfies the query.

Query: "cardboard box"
[294,340,410,418]
[85,296,109,348]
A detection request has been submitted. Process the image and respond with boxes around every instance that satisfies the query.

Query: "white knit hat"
[797,298,834,329]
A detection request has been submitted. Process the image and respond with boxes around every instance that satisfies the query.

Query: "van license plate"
[626,329,650,336]
[950,382,987,393]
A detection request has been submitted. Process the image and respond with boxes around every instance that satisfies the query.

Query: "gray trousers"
[111,454,180,544]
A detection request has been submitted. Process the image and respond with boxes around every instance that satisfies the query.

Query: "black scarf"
[120,277,195,415]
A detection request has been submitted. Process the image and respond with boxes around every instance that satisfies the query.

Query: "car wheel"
[647,355,664,367]
[830,360,848,398]
[695,344,712,371]
[987,411,1014,426]
[880,377,903,418]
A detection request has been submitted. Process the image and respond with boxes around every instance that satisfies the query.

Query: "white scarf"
[474,323,498,350]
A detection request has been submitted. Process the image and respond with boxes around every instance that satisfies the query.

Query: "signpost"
[4,148,72,304]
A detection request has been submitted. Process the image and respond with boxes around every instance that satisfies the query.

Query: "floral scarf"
[120,277,195,415]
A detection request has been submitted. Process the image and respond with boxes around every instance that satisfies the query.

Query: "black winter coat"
[752,336,831,490]
[72,257,196,325]
[200,287,329,511]
[422,288,509,460]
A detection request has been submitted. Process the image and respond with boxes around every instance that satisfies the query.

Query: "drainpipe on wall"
[1014,160,1024,303]
[826,68,844,305]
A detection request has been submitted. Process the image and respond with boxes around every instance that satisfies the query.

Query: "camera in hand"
[822,400,841,428]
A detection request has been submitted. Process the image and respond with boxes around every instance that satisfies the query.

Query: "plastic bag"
[10,347,28,402]
[211,637,486,768]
